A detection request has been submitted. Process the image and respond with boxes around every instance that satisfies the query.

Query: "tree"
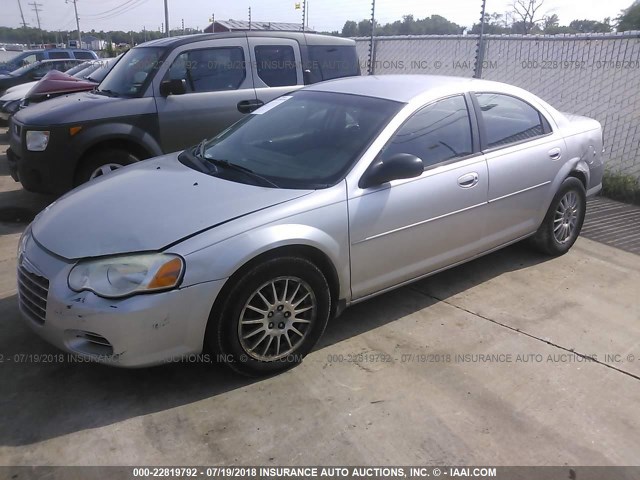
[569,19,612,32]
[617,0,640,31]
[512,0,547,34]
[341,21,358,37]
[357,19,372,36]
[471,12,512,34]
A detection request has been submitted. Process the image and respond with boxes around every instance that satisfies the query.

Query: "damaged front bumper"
[17,230,226,368]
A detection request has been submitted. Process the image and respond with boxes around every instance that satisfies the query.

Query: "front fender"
[71,120,163,163]
[182,222,349,299]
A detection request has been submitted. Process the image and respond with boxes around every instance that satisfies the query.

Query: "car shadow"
[0,241,551,447]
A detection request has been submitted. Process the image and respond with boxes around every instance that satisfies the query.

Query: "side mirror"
[303,69,311,85]
[160,78,187,96]
[359,153,424,189]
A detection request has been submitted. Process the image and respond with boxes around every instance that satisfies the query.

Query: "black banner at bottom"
[3,466,640,480]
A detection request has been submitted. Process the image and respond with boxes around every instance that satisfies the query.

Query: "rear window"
[307,45,359,83]
[74,51,96,59]
[48,52,71,59]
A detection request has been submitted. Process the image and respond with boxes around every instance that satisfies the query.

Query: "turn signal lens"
[148,257,184,289]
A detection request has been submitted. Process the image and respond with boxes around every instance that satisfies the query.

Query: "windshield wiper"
[207,157,281,189]
[191,139,280,188]
[97,89,120,97]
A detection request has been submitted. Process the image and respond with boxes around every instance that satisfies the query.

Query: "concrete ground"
[0,126,639,466]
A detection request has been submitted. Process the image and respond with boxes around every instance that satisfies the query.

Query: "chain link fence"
[355,32,640,179]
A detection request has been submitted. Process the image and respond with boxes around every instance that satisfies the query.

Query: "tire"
[529,177,586,256]
[206,256,331,376]
[75,148,138,186]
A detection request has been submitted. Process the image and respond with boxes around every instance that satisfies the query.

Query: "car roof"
[139,32,355,49]
[304,74,526,103]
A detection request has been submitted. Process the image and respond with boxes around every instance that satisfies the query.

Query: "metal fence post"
[473,0,487,78]
[368,0,376,74]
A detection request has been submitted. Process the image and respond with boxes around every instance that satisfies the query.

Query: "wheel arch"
[72,123,163,173]
[210,243,342,322]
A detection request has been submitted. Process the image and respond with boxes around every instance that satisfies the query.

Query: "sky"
[1,0,634,34]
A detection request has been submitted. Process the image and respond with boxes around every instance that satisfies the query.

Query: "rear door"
[473,92,566,246]
[348,95,490,299]
[154,37,257,152]
[248,37,304,107]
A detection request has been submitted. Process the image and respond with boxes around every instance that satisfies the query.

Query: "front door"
[154,38,257,152]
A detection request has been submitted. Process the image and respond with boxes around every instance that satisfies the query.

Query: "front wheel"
[75,148,138,186]
[529,177,586,256]
[206,256,331,376]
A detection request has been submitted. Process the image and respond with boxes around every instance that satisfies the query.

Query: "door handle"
[237,99,264,114]
[457,172,479,188]
[548,148,562,160]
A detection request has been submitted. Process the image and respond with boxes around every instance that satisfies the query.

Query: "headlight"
[3,99,20,114]
[26,130,50,152]
[68,253,185,299]
[17,224,31,258]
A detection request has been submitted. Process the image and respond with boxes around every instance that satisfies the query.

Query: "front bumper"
[18,232,226,368]
[9,120,79,194]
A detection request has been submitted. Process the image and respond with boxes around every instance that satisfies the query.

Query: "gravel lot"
[0,126,639,467]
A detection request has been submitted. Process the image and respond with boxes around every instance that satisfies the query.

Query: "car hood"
[26,70,96,99]
[0,81,34,101]
[13,89,144,125]
[32,154,313,260]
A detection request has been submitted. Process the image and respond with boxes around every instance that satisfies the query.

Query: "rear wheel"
[206,256,331,376]
[529,177,586,256]
[75,148,138,186]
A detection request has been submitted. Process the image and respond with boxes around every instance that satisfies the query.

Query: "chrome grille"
[17,264,49,325]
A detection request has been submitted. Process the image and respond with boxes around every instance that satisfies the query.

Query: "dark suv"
[8,32,360,194]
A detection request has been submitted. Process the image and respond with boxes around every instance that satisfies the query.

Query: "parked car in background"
[0,59,85,95]
[16,75,604,375]
[8,32,360,194]
[0,59,116,121]
[0,49,98,74]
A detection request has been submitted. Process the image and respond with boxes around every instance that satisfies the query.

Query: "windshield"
[65,61,93,76]
[86,60,115,83]
[191,90,402,189]
[72,63,101,79]
[98,47,162,97]
[9,61,38,76]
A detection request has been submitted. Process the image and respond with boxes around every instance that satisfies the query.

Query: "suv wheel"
[75,148,138,186]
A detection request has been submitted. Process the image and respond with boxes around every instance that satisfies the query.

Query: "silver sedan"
[17,75,605,375]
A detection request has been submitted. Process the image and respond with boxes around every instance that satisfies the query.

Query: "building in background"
[204,19,313,33]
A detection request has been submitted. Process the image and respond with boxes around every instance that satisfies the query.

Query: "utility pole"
[29,2,44,45]
[301,0,305,31]
[210,13,215,33]
[65,0,81,47]
[181,18,184,35]
[17,0,28,28]
[164,0,170,37]
[248,7,252,30]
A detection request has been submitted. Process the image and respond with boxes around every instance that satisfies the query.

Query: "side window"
[21,54,38,66]
[166,47,246,93]
[74,51,96,59]
[33,63,55,77]
[48,51,71,59]
[475,93,546,148]
[255,45,297,87]
[381,95,473,168]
